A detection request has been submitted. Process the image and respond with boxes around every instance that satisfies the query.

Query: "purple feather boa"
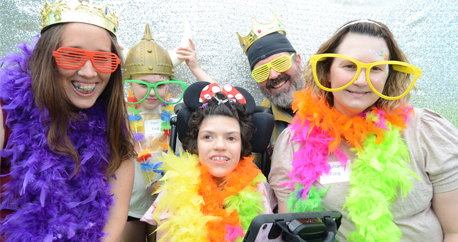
[0,38,113,241]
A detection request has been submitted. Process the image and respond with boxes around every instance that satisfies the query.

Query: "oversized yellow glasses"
[310,54,422,100]
[251,53,295,82]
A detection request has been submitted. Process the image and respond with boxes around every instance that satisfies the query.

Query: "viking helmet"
[123,23,175,79]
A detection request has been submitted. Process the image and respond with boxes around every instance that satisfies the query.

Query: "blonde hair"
[303,20,415,113]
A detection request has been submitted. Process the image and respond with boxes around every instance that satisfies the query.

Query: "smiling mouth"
[347,90,370,94]
[267,75,290,90]
[72,81,97,94]
[211,156,229,161]
[271,80,286,89]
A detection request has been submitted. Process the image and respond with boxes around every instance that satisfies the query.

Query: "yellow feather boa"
[152,150,266,242]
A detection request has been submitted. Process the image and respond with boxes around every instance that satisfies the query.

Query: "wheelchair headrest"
[175,82,274,153]
[182,82,256,114]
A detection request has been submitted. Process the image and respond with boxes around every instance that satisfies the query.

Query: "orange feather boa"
[292,89,413,153]
[200,155,262,241]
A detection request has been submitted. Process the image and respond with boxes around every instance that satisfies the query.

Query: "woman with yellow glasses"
[269,20,458,241]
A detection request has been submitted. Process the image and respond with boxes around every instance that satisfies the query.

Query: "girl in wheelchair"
[141,82,275,241]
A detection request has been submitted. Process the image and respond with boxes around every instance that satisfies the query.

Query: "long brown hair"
[303,20,415,112]
[30,23,135,175]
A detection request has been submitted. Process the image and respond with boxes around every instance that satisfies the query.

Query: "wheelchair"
[165,82,342,241]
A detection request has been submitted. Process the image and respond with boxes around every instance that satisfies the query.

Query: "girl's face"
[129,75,170,111]
[197,115,242,184]
[58,23,112,110]
[328,33,389,116]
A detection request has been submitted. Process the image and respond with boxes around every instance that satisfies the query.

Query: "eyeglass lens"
[135,81,185,104]
[54,47,119,73]
[318,57,415,97]
[252,55,292,82]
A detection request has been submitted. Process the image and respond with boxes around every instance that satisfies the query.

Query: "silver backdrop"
[1,0,457,127]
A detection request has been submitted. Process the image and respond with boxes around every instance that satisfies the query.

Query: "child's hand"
[176,38,198,71]
[176,39,215,83]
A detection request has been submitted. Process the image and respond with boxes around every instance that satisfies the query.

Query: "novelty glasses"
[310,54,422,100]
[251,53,296,83]
[53,47,121,73]
[124,79,188,105]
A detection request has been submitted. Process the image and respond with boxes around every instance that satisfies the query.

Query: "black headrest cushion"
[176,81,274,153]
[176,107,274,153]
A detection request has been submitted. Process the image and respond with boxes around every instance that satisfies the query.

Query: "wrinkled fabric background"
[1,0,457,127]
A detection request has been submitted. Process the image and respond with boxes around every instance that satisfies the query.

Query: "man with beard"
[237,13,304,146]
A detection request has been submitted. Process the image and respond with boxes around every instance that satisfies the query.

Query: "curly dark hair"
[182,92,255,159]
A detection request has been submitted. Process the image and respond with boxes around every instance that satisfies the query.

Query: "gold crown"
[237,12,286,54]
[40,0,120,35]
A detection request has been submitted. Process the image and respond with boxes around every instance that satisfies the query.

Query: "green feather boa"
[288,118,421,241]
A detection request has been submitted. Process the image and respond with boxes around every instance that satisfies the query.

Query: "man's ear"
[295,53,303,71]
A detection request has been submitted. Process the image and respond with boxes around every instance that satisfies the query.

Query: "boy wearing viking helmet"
[122,23,214,242]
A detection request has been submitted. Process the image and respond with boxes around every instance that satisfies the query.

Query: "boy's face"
[129,74,170,111]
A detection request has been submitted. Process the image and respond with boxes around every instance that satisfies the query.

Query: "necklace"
[284,88,419,241]
[151,152,266,242]
[127,92,174,189]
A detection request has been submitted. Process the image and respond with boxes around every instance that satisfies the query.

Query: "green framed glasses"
[251,53,296,83]
[310,54,422,100]
[124,79,188,105]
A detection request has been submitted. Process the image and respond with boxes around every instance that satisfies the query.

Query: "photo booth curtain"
[1,0,456,127]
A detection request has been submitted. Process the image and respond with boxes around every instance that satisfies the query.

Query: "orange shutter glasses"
[53,47,120,73]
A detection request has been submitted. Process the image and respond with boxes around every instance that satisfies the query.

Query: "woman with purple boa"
[0,0,135,241]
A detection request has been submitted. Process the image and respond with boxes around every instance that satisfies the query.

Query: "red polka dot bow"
[199,83,246,104]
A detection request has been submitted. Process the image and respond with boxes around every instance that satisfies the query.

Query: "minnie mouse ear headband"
[177,82,274,156]
[183,82,256,114]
